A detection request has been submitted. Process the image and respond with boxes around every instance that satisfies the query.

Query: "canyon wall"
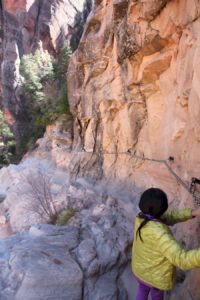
[0,0,92,145]
[68,0,200,203]
[67,1,200,298]
[0,0,200,299]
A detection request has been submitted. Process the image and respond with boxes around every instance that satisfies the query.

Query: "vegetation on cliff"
[0,110,15,166]
[0,0,93,165]
[19,45,72,154]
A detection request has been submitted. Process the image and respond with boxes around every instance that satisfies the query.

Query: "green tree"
[54,45,72,81]
[20,49,54,107]
[0,110,15,166]
[19,46,72,153]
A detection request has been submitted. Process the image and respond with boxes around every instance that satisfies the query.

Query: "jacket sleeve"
[161,208,192,225]
[158,229,200,270]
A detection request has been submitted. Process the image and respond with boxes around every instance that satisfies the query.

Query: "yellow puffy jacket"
[132,208,200,290]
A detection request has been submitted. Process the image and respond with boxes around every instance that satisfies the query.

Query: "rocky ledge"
[0,178,137,300]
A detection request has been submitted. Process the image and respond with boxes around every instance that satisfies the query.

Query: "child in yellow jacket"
[132,188,200,300]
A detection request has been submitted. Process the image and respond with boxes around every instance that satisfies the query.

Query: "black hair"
[136,188,168,242]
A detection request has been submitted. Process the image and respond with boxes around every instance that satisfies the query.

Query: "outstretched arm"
[161,208,192,225]
[161,207,200,225]
[158,229,200,270]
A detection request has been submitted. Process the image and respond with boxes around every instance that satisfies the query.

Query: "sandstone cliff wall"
[0,1,200,299]
[68,0,200,204]
[68,2,200,298]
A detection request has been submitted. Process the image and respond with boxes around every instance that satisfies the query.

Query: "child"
[132,188,200,300]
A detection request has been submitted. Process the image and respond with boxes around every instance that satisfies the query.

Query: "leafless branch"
[17,170,59,224]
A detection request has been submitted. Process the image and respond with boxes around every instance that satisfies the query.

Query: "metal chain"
[73,149,200,205]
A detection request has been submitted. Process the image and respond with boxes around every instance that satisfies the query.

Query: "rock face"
[0,0,92,145]
[68,0,200,197]
[1,0,200,299]
[67,0,200,298]
[0,171,137,300]
[0,129,137,299]
[0,226,83,300]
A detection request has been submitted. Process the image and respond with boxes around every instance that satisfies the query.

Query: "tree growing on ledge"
[19,46,72,153]
[20,48,54,108]
[0,110,15,166]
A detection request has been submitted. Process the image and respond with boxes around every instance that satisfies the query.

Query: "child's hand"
[192,208,200,217]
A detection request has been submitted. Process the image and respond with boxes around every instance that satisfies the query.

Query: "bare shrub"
[19,170,59,224]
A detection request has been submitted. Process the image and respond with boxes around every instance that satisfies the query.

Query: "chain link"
[73,149,200,205]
